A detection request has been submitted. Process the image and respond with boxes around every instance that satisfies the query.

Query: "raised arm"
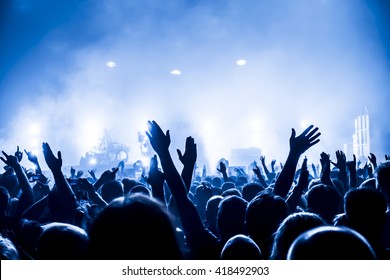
[145,154,166,204]
[146,120,219,259]
[24,149,43,176]
[273,125,321,199]
[252,161,268,189]
[1,151,34,217]
[216,161,229,182]
[319,152,334,187]
[346,154,357,189]
[286,157,309,213]
[259,156,272,181]
[42,142,78,221]
[176,136,197,193]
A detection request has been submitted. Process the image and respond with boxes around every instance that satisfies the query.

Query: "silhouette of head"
[221,188,242,198]
[37,222,89,260]
[205,195,223,236]
[270,212,326,260]
[129,185,151,197]
[245,190,288,259]
[242,182,264,202]
[122,178,146,195]
[212,176,223,189]
[87,193,182,259]
[287,226,376,259]
[221,182,235,192]
[100,180,124,203]
[220,234,262,260]
[306,184,341,223]
[217,195,248,243]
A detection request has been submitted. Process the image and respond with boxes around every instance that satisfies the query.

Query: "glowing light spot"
[89,158,97,165]
[300,120,308,129]
[171,69,181,75]
[236,59,247,66]
[106,61,116,68]
[29,124,41,136]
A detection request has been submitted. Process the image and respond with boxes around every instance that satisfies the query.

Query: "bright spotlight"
[106,61,116,68]
[170,69,181,75]
[89,158,97,165]
[236,59,247,66]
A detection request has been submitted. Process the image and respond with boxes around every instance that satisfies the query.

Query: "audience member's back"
[87,193,182,259]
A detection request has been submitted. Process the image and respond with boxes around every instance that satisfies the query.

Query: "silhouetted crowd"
[0,121,389,260]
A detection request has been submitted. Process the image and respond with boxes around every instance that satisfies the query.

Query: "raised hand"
[146,155,165,202]
[346,154,357,189]
[273,125,320,199]
[385,155,390,161]
[331,150,347,173]
[1,151,20,169]
[297,157,309,191]
[15,146,23,162]
[24,149,39,164]
[42,142,62,172]
[320,152,332,186]
[88,169,97,180]
[70,166,76,178]
[217,161,227,174]
[253,161,268,188]
[346,154,357,172]
[76,170,84,178]
[368,153,377,170]
[289,125,321,156]
[145,120,170,155]
[177,136,197,167]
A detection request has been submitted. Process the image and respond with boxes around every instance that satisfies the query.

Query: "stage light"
[170,69,181,75]
[236,59,247,66]
[106,61,116,68]
[89,158,97,165]
[300,120,308,129]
